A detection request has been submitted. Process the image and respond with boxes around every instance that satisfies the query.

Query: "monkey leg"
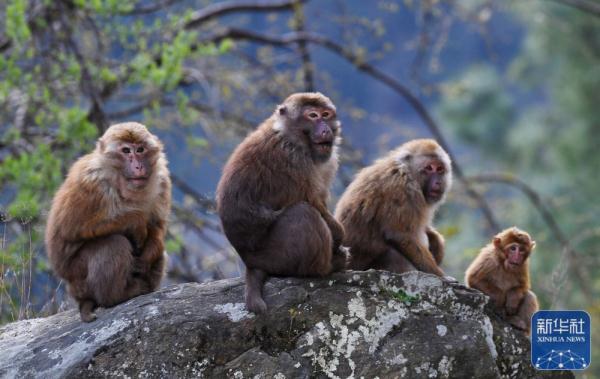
[246,202,334,277]
[70,235,150,322]
[242,203,333,313]
[371,249,417,273]
[134,251,167,291]
[426,228,445,265]
[245,268,268,314]
[507,290,538,335]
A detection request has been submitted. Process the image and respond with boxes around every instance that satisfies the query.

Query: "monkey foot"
[246,296,267,314]
[80,311,97,323]
[332,246,350,272]
[79,300,97,322]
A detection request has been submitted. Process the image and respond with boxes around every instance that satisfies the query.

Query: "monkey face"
[98,122,162,192]
[502,243,531,269]
[118,143,153,189]
[275,93,340,163]
[492,228,536,271]
[301,106,338,161]
[417,157,448,204]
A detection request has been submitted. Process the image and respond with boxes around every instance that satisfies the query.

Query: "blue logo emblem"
[531,310,590,370]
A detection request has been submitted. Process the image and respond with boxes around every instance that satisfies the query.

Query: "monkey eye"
[437,167,445,174]
[424,165,434,173]
[510,245,518,252]
[308,112,319,120]
[322,111,331,119]
[121,147,131,154]
[136,146,144,153]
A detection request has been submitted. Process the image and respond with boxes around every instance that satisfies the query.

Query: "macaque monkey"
[466,227,538,334]
[45,122,171,322]
[216,92,347,314]
[335,139,452,276]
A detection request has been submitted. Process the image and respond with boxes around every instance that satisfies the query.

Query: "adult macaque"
[45,122,171,322]
[216,92,347,314]
[466,227,538,334]
[335,139,452,276]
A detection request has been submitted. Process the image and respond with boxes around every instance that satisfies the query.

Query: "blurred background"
[0,0,598,375]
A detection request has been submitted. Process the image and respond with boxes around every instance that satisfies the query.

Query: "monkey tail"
[244,268,268,314]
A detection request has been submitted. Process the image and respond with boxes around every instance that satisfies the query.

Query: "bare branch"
[170,174,216,211]
[126,0,181,15]
[292,1,314,91]
[0,37,11,53]
[184,0,307,29]
[198,28,501,231]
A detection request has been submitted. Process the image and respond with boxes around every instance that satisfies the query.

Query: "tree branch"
[170,174,216,211]
[198,28,501,232]
[292,1,314,91]
[184,0,307,29]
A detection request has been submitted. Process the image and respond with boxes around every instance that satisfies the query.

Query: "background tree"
[1,0,598,374]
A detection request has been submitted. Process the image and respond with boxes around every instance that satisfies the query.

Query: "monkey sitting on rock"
[45,122,171,322]
[335,139,452,277]
[466,227,539,335]
[216,92,348,314]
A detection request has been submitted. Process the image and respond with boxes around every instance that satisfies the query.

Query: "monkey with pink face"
[46,122,171,322]
[216,92,348,314]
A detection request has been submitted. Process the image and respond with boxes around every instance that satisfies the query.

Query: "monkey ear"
[96,139,106,152]
[530,241,537,250]
[493,237,502,249]
[278,106,287,116]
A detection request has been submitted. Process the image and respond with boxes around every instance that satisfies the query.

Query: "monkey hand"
[505,291,523,315]
[124,234,144,256]
[507,316,527,331]
[132,258,149,277]
[331,245,350,272]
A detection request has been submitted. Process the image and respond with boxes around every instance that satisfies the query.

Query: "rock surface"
[0,271,572,378]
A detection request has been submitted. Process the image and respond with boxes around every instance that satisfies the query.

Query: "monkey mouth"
[427,189,443,202]
[128,177,149,186]
[314,141,333,153]
[430,190,442,198]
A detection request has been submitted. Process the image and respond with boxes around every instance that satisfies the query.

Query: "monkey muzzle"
[127,177,149,188]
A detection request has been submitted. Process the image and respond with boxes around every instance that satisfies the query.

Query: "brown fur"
[465,227,539,335]
[335,139,452,276]
[45,122,171,322]
[216,92,347,314]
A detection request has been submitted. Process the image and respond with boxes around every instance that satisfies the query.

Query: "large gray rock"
[0,271,572,378]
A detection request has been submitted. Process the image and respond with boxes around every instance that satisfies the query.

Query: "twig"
[184,0,307,29]
[170,174,216,211]
[292,1,314,91]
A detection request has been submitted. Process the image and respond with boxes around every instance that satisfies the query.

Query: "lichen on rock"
[0,271,572,379]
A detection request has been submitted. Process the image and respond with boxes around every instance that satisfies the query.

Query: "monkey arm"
[470,277,506,313]
[136,179,171,268]
[141,219,166,260]
[426,227,445,265]
[320,210,345,249]
[505,287,526,316]
[383,231,444,276]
